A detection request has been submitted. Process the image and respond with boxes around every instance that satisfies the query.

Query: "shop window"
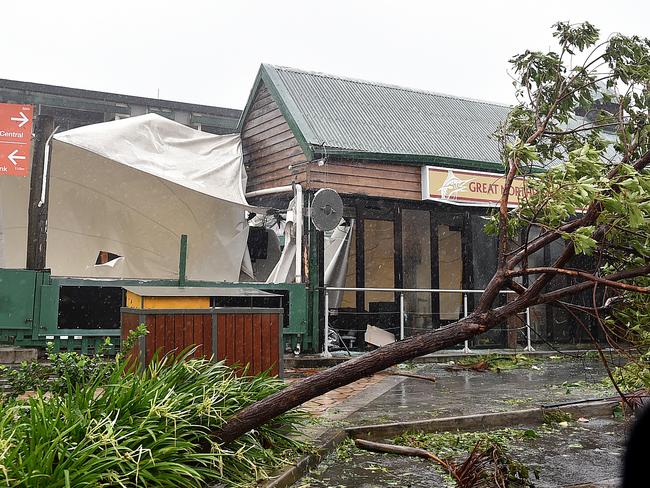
[438,224,462,320]
[364,219,396,333]
[402,209,432,334]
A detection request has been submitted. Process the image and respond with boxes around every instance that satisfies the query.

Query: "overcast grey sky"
[4,1,649,110]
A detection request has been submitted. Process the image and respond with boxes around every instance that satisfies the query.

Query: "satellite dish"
[311,188,343,231]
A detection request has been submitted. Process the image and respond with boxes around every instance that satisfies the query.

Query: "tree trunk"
[216,315,494,444]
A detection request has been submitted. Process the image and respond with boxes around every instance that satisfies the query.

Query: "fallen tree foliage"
[217,22,650,444]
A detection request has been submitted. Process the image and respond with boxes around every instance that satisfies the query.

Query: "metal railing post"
[462,293,472,353]
[399,292,405,340]
[524,307,535,352]
[322,290,332,358]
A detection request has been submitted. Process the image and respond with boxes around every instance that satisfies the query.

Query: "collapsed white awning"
[0,114,259,282]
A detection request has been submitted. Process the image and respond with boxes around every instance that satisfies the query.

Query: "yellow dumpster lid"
[122,286,281,298]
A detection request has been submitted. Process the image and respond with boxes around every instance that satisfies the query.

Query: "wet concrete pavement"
[294,418,625,488]
[291,357,628,487]
[347,357,620,425]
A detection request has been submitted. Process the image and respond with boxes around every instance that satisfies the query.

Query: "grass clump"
[0,352,306,487]
[542,410,574,424]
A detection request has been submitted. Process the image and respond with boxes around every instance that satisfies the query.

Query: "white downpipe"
[322,289,331,357]
[462,293,472,353]
[245,185,293,198]
[294,184,303,284]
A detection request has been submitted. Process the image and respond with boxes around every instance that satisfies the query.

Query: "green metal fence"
[0,268,314,354]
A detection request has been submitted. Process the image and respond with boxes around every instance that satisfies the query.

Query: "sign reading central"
[421,165,531,207]
[0,103,33,176]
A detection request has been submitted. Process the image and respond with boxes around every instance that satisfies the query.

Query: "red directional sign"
[0,103,33,176]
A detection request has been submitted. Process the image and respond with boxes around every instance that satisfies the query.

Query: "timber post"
[26,114,55,270]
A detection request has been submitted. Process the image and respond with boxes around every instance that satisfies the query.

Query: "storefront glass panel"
[438,223,463,321]
[402,209,432,335]
[364,219,397,335]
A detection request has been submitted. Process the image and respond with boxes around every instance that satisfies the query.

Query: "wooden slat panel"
[242,123,293,147]
[243,315,253,374]
[309,172,420,192]
[242,116,288,139]
[250,92,273,111]
[193,315,204,358]
[269,314,280,376]
[243,129,297,154]
[120,313,138,341]
[184,315,194,356]
[247,173,298,191]
[155,314,165,358]
[165,315,175,357]
[145,315,156,364]
[226,314,236,365]
[245,101,280,122]
[252,314,262,375]
[242,109,285,134]
[312,162,421,182]
[217,315,227,361]
[249,164,304,186]
[244,139,305,162]
[261,314,271,374]
[203,314,212,360]
[121,313,140,366]
[174,315,184,357]
[235,315,245,374]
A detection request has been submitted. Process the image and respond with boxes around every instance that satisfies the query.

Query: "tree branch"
[505,266,650,294]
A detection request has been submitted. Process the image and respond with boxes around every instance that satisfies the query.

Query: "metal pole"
[524,307,535,352]
[322,290,331,358]
[399,292,405,340]
[462,293,472,353]
[178,234,188,287]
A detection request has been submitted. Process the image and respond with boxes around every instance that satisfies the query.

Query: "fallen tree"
[218,22,650,444]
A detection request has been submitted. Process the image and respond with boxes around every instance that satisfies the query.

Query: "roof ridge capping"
[267,64,513,109]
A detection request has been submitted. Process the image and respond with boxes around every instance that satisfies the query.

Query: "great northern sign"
[421,165,531,207]
[0,103,33,176]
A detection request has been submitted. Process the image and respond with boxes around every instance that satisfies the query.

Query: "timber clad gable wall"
[241,82,308,193]
[242,80,423,200]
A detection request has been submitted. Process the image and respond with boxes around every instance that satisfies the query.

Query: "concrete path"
[288,356,628,488]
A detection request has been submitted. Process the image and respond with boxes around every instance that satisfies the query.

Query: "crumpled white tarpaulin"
[0,114,257,281]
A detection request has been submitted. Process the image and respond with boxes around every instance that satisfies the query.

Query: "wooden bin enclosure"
[121,286,283,377]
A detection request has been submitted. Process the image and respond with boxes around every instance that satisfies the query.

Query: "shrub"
[0,352,306,487]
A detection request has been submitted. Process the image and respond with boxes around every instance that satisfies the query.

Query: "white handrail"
[324,286,515,293]
[322,286,532,356]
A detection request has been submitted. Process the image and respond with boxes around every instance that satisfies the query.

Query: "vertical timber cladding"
[120,309,283,377]
[241,81,309,192]
[216,311,281,377]
[120,311,212,363]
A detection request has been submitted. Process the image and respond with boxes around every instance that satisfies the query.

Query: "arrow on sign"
[10,112,29,128]
[8,149,26,166]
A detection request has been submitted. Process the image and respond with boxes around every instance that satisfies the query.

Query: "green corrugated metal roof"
[258,64,511,168]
